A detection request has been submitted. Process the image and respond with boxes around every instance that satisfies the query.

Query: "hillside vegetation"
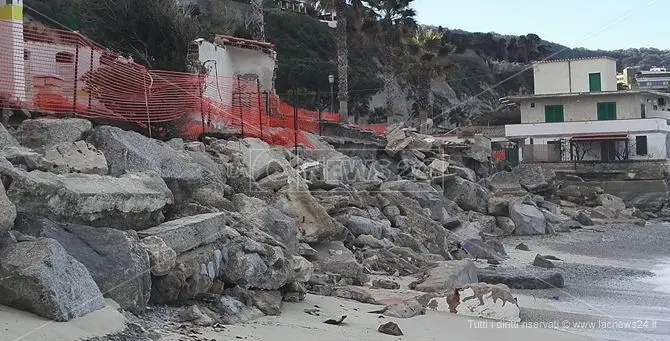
[24,0,670,128]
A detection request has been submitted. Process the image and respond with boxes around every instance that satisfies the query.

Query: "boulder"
[575,211,594,226]
[426,283,520,322]
[383,298,425,318]
[515,164,554,193]
[487,197,510,217]
[4,170,173,229]
[13,214,152,313]
[140,236,177,276]
[250,290,283,316]
[538,200,560,214]
[15,118,92,149]
[0,122,19,148]
[338,215,386,239]
[382,192,449,256]
[215,295,264,324]
[150,264,213,304]
[298,242,318,257]
[442,177,489,214]
[360,247,435,276]
[179,305,214,326]
[0,181,16,234]
[477,267,564,289]
[556,184,601,205]
[509,204,547,236]
[211,138,289,181]
[410,260,478,293]
[354,234,394,249]
[380,180,462,226]
[427,159,450,175]
[87,126,203,204]
[462,238,501,260]
[280,281,307,302]
[495,217,516,236]
[487,171,526,196]
[590,206,616,220]
[220,242,309,291]
[515,243,530,251]
[540,208,569,228]
[448,165,477,182]
[372,279,400,290]
[285,182,347,244]
[332,286,379,305]
[312,241,365,280]
[40,141,108,175]
[233,194,300,253]
[378,322,403,336]
[0,238,104,321]
[138,213,229,254]
[533,254,555,268]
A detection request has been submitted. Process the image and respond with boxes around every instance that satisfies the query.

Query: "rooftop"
[213,35,275,56]
[533,56,617,64]
[505,90,670,102]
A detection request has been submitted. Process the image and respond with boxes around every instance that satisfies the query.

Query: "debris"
[515,243,530,251]
[304,308,320,316]
[542,255,562,261]
[378,321,403,336]
[324,315,347,325]
[532,254,555,269]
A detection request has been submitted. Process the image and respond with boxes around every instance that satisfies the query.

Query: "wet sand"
[500,222,670,341]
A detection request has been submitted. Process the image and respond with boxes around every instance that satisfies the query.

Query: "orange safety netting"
[0,21,366,149]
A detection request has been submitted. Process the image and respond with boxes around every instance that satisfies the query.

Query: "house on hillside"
[503,56,670,163]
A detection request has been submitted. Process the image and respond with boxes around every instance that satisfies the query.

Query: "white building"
[504,57,670,163]
[636,67,670,91]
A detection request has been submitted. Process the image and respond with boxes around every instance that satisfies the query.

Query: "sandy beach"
[4,222,670,341]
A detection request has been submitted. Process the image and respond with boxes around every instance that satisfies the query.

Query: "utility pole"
[248,0,265,42]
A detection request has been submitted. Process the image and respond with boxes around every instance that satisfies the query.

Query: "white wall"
[506,118,670,139]
[533,61,570,94]
[533,58,617,95]
[570,58,617,92]
[195,40,275,94]
[518,93,650,123]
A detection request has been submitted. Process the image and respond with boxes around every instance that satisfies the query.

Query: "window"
[589,73,602,92]
[636,136,648,156]
[530,102,535,108]
[597,102,617,120]
[544,105,564,123]
[641,103,646,118]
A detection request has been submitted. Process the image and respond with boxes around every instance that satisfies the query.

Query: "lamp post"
[328,74,335,114]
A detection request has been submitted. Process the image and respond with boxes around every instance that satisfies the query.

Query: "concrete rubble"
[0,118,648,334]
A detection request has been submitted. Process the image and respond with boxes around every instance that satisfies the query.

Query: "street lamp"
[328,75,335,114]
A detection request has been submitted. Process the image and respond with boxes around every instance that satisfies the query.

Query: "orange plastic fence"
[0,21,366,148]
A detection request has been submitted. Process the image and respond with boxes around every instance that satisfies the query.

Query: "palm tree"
[405,28,453,133]
[362,0,417,124]
[307,0,363,124]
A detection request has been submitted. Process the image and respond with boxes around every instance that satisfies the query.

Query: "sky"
[413,0,668,50]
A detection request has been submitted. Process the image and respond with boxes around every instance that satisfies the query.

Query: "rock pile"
[0,119,636,327]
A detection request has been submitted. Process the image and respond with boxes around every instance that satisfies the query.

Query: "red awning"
[571,133,629,141]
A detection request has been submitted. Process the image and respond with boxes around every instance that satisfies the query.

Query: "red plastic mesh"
[0,21,367,149]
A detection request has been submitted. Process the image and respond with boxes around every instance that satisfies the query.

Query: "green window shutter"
[589,73,602,92]
[597,102,617,120]
[544,105,564,122]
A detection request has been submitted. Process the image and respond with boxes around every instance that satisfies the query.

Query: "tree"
[404,28,453,133]
[363,0,417,123]
[78,0,201,71]
[306,0,364,123]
